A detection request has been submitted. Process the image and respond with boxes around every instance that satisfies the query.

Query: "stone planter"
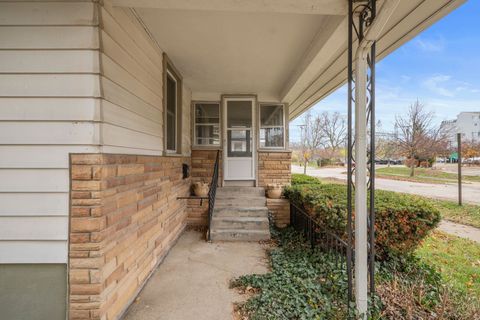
[192,182,209,197]
[266,184,282,199]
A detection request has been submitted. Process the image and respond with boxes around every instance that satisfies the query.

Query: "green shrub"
[283,184,441,258]
[232,228,352,319]
[291,173,321,186]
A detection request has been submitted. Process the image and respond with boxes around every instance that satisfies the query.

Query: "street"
[292,165,480,205]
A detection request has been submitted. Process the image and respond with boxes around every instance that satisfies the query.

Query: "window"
[194,103,220,146]
[166,72,177,151]
[259,104,285,148]
[163,54,182,154]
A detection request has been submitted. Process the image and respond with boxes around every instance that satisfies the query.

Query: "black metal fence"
[290,203,354,306]
[206,151,220,241]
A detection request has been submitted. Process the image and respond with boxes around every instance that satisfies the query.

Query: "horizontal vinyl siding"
[0,145,99,168]
[0,26,99,49]
[100,3,164,154]
[0,216,68,240]
[0,241,67,264]
[100,1,193,156]
[0,193,68,216]
[0,50,100,74]
[0,97,101,121]
[0,1,100,264]
[0,2,96,26]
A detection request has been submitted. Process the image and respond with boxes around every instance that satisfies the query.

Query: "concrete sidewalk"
[123,230,268,320]
[438,220,480,243]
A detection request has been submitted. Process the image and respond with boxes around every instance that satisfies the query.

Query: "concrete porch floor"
[123,230,269,320]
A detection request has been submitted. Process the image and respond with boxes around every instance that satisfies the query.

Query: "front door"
[223,97,256,182]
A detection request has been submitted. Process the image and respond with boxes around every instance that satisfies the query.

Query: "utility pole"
[457,133,462,206]
[298,125,307,174]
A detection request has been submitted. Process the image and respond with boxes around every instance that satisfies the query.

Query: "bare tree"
[376,136,400,165]
[394,100,448,176]
[318,111,347,160]
[299,111,325,173]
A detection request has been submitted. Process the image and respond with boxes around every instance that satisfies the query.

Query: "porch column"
[349,1,401,317]
[354,46,369,316]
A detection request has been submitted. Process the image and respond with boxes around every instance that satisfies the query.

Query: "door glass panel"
[227,130,252,157]
[227,101,252,128]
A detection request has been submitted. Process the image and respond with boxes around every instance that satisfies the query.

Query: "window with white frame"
[259,104,285,148]
[194,102,220,146]
[165,71,178,152]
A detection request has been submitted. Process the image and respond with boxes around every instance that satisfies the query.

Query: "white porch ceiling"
[113,0,466,119]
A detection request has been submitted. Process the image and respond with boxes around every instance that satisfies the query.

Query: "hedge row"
[291,173,321,185]
[284,183,441,258]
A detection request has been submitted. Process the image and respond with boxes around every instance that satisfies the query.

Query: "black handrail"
[207,151,220,241]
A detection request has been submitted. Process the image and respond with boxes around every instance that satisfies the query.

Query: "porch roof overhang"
[113,0,465,120]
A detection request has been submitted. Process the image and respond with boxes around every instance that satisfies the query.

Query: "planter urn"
[192,182,209,197]
[266,183,283,199]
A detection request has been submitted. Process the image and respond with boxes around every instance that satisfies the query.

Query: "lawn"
[233,227,479,319]
[376,166,480,183]
[416,231,480,298]
[429,199,480,228]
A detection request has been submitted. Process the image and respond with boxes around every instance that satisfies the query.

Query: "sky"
[290,0,480,142]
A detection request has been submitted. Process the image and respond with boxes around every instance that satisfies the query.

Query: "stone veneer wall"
[258,151,292,187]
[69,154,190,320]
[266,198,290,228]
[187,150,222,226]
[190,149,223,185]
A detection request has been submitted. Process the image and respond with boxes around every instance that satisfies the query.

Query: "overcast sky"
[290,0,480,142]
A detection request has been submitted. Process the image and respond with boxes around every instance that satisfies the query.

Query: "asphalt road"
[292,165,480,205]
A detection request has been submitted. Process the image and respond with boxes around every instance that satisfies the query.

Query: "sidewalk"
[123,230,268,320]
[438,220,480,243]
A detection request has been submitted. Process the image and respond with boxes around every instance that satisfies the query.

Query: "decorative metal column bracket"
[347,0,377,310]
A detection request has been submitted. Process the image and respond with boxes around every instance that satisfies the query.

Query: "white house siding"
[0,2,101,265]
[100,0,192,156]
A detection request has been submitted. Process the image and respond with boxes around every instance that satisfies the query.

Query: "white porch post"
[351,2,401,317]
[354,48,369,316]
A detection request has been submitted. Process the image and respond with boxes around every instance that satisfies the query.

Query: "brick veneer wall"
[69,154,190,320]
[258,151,292,187]
[186,198,209,226]
[267,198,290,228]
[190,149,222,185]
[187,149,222,226]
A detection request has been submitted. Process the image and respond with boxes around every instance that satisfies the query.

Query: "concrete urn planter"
[193,182,209,197]
[266,184,283,199]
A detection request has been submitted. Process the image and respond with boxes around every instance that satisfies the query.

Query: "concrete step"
[215,196,266,207]
[213,206,269,217]
[216,187,265,197]
[210,229,271,242]
[211,216,269,230]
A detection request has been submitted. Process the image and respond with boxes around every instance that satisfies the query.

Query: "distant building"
[441,112,480,146]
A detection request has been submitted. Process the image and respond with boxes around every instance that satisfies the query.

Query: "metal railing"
[207,150,220,241]
[290,203,354,309]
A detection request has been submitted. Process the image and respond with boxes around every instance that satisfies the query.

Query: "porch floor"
[123,230,269,320]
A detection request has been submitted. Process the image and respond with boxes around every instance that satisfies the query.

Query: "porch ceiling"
[135,8,336,101]
[113,0,466,119]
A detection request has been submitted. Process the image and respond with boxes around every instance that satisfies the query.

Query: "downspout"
[354,0,400,317]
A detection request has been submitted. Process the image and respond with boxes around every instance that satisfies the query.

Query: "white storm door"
[223,98,255,180]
